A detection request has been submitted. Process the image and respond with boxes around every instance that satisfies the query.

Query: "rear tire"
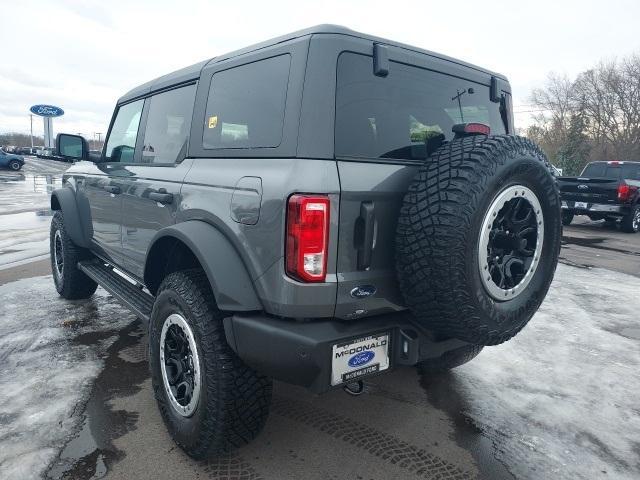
[417,344,483,375]
[562,210,574,226]
[50,211,98,299]
[621,205,640,233]
[149,269,272,459]
[396,135,561,346]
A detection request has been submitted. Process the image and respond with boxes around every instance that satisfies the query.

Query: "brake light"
[618,184,630,201]
[464,123,491,135]
[286,195,330,282]
[452,123,491,137]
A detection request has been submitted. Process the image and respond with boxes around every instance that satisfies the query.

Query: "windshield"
[581,162,640,180]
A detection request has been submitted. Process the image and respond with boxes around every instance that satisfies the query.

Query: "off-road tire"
[417,344,483,375]
[9,160,22,171]
[50,211,98,299]
[149,269,272,459]
[621,205,640,233]
[396,135,561,346]
[562,210,574,226]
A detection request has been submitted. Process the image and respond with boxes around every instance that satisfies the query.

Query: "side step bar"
[78,259,154,322]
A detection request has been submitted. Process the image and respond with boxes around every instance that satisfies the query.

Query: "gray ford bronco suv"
[50,25,561,458]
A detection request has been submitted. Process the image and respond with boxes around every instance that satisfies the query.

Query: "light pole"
[29,114,34,148]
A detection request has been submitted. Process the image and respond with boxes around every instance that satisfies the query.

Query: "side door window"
[104,100,144,163]
[119,84,196,280]
[139,84,196,164]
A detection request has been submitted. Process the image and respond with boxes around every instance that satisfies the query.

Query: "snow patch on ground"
[456,263,640,479]
[0,276,136,480]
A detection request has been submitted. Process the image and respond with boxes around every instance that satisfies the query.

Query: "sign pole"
[43,117,54,148]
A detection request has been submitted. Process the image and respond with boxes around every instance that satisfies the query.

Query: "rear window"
[202,54,291,149]
[581,163,640,179]
[335,52,506,161]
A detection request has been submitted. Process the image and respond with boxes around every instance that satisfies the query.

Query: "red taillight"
[286,195,330,282]
[618,183,631,202]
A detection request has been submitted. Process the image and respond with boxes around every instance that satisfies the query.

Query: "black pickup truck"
[559,161,640,233]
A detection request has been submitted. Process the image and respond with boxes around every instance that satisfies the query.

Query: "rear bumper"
[562,200,626,214]
[223,311,468,394]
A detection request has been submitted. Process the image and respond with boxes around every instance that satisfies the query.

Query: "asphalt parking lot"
[0,158,639,480]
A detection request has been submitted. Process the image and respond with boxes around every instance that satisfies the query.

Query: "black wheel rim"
[160,314,201,417]
[478,185,544,300]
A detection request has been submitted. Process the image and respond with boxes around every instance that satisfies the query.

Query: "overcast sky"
[1,0,639,140]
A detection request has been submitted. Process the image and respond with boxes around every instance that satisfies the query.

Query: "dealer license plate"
[575,201,588,209]
[331,333,390,386]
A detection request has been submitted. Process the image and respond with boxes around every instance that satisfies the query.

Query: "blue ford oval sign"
[348,350,375,368]
[30,104,64,117]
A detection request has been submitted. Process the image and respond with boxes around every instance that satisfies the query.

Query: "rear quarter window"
[202,54,291,149]
[335,52,506,161]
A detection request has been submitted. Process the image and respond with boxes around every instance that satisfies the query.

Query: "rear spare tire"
[396,135,561,345]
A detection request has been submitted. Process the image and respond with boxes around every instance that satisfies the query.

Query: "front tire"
[149,269,272,459]
[50,211,98,299]
[621,205,640,233]
[9,160,22,171]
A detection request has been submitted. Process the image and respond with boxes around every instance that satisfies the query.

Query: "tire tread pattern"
[50,211,98,299]
[396,135,560,345]
[151,269,272,459]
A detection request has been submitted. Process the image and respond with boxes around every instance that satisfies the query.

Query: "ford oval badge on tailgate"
[350,285,377,299]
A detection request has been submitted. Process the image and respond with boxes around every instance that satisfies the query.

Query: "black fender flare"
[145,221,262,312]
[50,187,91,248]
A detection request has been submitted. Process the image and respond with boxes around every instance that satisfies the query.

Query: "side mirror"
[56,133,89,161]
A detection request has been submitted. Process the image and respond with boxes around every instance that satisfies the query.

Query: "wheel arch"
[50,187,91,248]
[144,221,262,311]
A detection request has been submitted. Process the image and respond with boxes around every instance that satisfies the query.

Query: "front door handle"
[149,189,173,205]
[103,185,121,194]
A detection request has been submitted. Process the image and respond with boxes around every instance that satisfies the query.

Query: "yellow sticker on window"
[208,116,218,129]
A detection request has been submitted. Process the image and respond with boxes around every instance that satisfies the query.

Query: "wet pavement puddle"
[46,322,148,480]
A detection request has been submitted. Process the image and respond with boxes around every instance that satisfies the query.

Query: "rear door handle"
[149,189,174,204]
[103,185,121,194]
[357,201,375,270]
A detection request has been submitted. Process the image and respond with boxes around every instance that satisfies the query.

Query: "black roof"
[119,24,506,104]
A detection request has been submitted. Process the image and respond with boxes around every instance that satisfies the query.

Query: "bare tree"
[528,53,640,167]
[574,55,640,160]
[528,73,577,162]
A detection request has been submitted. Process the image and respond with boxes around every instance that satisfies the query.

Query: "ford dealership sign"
[30,104,64,117]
